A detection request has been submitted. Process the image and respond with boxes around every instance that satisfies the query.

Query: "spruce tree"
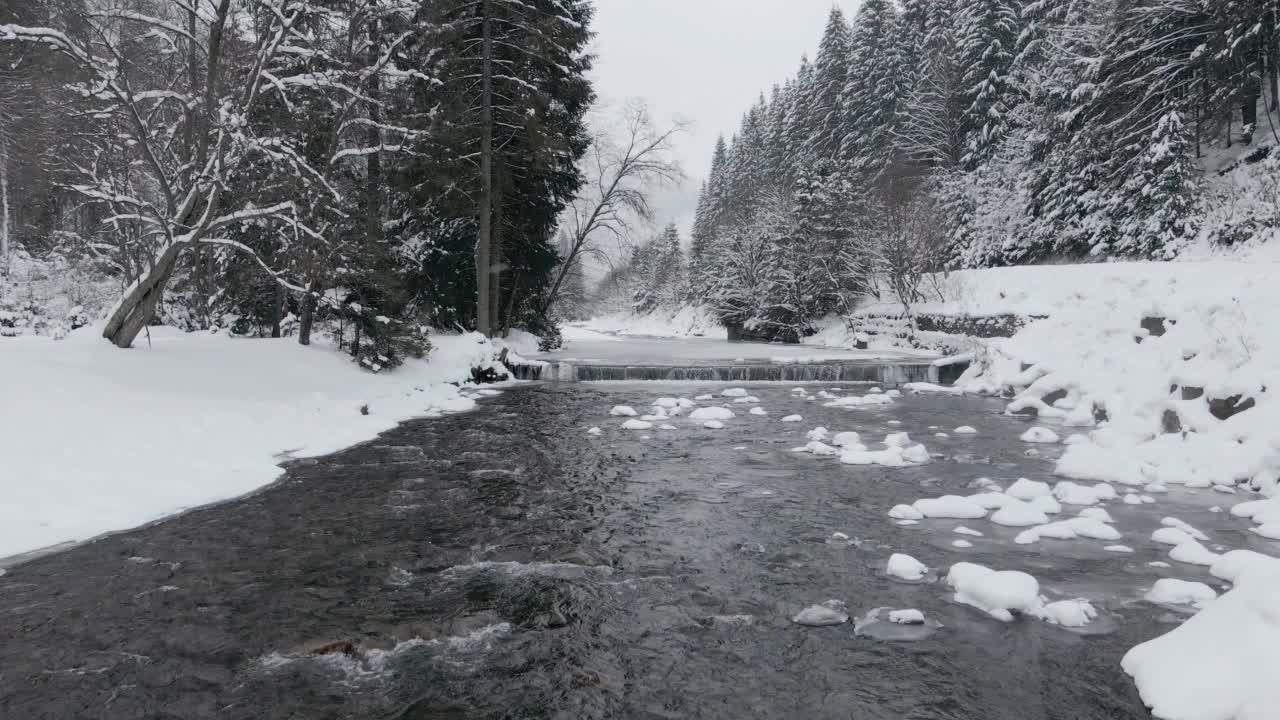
[804,9,854,162]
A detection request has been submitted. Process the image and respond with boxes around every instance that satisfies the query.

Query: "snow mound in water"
[913,495,988,519]
[1006,478,1051,500]
[1104,544,1134,553]
[658,424,677,430]
[1034,598,1099,628]
[1053,481,1117,505]
[822,394,895,409]
[721,388,749,397]
[991,499,1050,527]
[1146,578,1217,609]
[1020,427,1061,443]
[854,607,943,641]
[689,407,734,421]
[620,419,652,430]
[780,414,803,422]
[904,382,963,395]
[703,420,725,430]
[1211,550,1280,583]
[792,599,848,626]
[1161,517,1209,541]
[947,562,1041,622]
[731,395,760,404]
[796,440,839,456]
[955,526,983,537]
[1078,507,1114,523]
[587,427,601,436]
[952,539,973,548]
[1168,539,1219,566]
[749,406,767,416]
[886,553,928,581]
[1123,569,1280,720]
[889,608,924,624]
[1015,517,1121,544]
[806,427,829,441]
[695,394,714,401]
[609,405,638,417]
[652,397,680,409]
[884,432,912,447]
[831,431,861,447]
[888,504,924,520]
[954,426,978,434]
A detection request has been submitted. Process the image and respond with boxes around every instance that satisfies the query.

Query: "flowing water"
[0,383,1262,719]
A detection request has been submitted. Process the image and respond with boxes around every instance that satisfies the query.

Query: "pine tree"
[804,9,854,162]
[956,0,1022,167]
[839,0,901,179]
[1112,110,1198,257]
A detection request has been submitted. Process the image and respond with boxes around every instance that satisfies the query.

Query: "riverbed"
[0,382,1258,719]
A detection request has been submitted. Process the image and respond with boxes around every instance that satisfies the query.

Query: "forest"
[635,0,1280,341]
[0,0,595,365]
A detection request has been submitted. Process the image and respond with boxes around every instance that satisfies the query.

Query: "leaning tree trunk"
[102,242,185,348]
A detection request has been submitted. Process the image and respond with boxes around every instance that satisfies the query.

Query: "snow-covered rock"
[781,414,803,423]
[913,495,988,519]
[991,499,1051,527]
[1020,427,1061,444]
[1210,550,1280,584]
[1006,478,1051,500]
[806,427,830,441]
[721,388,749,398]
[792,600,849,626]
[703,420,725,430]
[888,504,924,521]
[954,426,978,434]
[749,406,767,416]
[1078,507,1114,523]
[587,426,602,436]
[1034,598,1098,628]
[1015,517,1121,544]
[831,431,861,447]
[946,562,1042,622]
[689,407,734,421]
[1145,579,1217,610]
[1168,539,1219,566]
[952,539,973,548]
[886,553,928,581]
[889,608,925,624]
[954,526,983,537]
[621,419,653,430]
[609,405,638,417]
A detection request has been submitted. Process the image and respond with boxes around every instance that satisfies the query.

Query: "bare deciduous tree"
[866,178,947,330]
[543,102,684,315]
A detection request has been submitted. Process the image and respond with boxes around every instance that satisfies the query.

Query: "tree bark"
[102,242,185,348]
[475,0,494,337]
[270,282,285,338]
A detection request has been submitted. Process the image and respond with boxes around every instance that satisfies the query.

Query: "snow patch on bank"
[0,328,501,559]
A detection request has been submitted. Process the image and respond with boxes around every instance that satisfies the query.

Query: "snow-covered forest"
[0,0,594,362]
[656,0,1280,340]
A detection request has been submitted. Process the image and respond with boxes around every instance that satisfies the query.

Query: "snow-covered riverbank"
[0,328,505,560]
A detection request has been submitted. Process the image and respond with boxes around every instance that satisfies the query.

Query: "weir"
[506,360,949,387]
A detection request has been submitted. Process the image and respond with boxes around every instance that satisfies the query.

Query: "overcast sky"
[587,0,850,238]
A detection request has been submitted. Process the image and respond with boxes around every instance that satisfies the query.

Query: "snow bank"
[1123,569,1280,720]
[954,262,1280,495]
[0,328,497,559]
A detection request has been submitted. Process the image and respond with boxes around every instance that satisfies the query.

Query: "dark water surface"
[0,383,1254,719]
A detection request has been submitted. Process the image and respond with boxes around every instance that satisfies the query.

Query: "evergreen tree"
[804,9,854,162]
[840,0,901,179]
[956,0,1022,167]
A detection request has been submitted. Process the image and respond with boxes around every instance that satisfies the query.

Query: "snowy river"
[0,381,1252,718]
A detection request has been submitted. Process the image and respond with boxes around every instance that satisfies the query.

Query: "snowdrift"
[0,328,504,559]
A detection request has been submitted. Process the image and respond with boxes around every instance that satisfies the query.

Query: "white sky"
[587,0,853,238]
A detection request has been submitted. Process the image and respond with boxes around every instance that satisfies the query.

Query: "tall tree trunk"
[270,282,285,338]
[475,0,494,337]
[1242,94,1258,144]
[366,6,384,249]
[0,140,9,269]
[297,279,319,346]
[102,242,185,348]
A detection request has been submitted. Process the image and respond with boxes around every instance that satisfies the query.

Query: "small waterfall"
[524,361,945,387]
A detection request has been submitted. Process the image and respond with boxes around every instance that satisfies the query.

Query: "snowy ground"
[0,328,503,561]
